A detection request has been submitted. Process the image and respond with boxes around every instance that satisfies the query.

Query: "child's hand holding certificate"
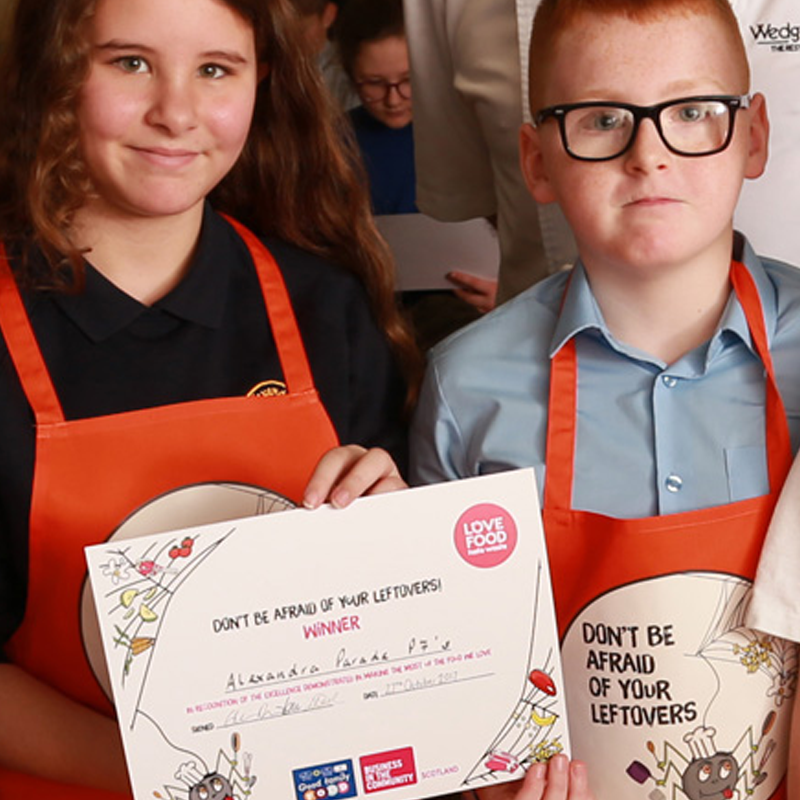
[85,469,569,800]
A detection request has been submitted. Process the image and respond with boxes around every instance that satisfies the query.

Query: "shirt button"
[665,474,683,493]
[662,375,678,388]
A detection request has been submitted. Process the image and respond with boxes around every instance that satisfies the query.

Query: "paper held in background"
[376,213,500,291]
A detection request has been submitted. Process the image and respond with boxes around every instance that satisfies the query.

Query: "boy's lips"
[624,196,681,208]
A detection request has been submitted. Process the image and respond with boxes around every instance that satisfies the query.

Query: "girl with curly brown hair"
[0,0,418,795]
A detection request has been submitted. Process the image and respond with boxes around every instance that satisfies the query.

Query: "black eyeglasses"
[355,78,412,103]
[533,95,751,161]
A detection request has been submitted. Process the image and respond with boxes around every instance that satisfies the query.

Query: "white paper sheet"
[376,214,500,291]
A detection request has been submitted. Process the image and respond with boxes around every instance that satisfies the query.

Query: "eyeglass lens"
[358,79,412,103]
[563,99,734,159]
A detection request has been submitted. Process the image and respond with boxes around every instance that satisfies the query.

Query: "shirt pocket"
[725,445,769,502]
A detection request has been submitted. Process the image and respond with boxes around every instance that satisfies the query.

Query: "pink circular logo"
[454,503,518,568]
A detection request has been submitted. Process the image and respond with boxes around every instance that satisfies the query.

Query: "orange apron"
[0,217,339,798]
[543,262,795,800]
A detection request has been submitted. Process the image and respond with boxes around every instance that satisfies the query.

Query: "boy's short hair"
[528,0,750,114]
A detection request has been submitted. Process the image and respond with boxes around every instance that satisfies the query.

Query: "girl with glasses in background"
[335,0,497,344]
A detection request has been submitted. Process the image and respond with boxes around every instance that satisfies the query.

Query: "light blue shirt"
[411,234,800,518]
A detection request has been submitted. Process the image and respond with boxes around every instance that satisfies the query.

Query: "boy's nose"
[624,118,671,172]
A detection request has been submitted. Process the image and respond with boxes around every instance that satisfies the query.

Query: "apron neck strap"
[0,245,64,425]
[221,215,315,394]
[544,260,793,510]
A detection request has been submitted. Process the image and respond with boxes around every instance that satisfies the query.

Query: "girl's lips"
[132,146,200,168]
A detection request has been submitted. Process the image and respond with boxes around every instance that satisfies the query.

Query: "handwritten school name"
[224,634,453,694]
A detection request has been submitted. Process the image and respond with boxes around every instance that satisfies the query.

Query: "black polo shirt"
[0,207,407,651]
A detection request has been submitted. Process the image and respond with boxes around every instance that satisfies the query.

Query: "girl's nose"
[145,76,199,134]
[384,84,405,107]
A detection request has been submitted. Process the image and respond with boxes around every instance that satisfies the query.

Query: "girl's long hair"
[0,0,422,404]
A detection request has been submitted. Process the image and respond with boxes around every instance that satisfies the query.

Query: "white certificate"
[85,469,569,800]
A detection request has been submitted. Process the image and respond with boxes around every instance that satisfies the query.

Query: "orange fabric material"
[542,261,791,799]
[0,219,339,798]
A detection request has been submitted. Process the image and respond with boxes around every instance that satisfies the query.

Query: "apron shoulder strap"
[0,244,65,425]
[221,216,316,395]
[730,260,793,488]
[544,337,578,510]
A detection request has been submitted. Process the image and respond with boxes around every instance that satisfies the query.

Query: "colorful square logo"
[293,759,357,800]
[359,747,417,794]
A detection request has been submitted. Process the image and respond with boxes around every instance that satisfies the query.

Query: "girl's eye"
[114,56,149,74]
[199,63,228,79]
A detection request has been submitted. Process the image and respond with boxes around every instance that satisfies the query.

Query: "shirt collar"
[53,204,235,343]
[549,232,776,368]
[549,260,613,357]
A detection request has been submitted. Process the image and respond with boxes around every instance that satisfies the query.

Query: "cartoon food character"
[627,724,773,800]
[156,734,256,800]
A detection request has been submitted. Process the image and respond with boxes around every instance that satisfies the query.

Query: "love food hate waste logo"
[454,503,518,568]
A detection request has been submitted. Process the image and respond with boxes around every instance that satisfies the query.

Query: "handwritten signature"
[221,692,339,728]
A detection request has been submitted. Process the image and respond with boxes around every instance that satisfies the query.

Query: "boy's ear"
[743,92,769,180]
[520,123,558,204]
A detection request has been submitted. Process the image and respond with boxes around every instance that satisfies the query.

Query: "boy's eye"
[199,63,228,79]
[671,101,724,124]
[583,109,627,132]
[595,113,621,131]
[675,104,705,123]
[114,56,149,74]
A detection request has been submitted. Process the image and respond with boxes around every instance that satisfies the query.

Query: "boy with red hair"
[313,0,800,796]
[407,0,800,797]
